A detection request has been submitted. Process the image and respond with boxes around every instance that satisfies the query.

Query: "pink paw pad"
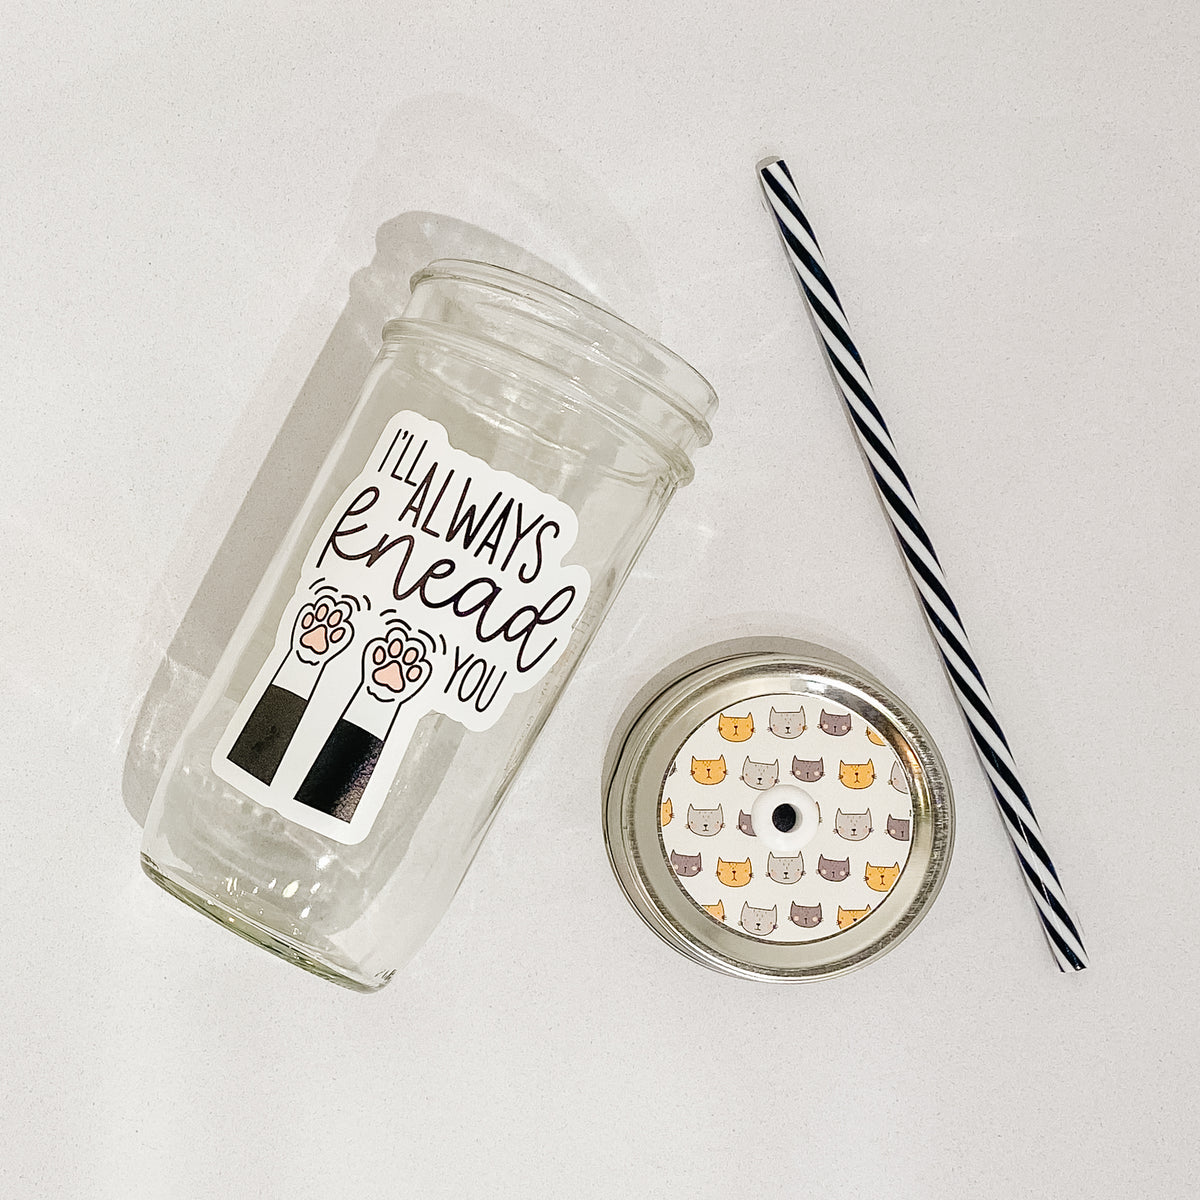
[296,599,352,660]
[370,635,431,695]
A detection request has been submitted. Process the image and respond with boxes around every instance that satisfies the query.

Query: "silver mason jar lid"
[602,638,954,981]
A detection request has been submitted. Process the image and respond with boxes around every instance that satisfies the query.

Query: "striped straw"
[758,156,1087,972]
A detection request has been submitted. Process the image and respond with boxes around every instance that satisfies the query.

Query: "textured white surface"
[2,2,1197,1196]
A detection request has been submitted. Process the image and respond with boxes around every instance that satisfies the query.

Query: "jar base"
[140,853,393,994]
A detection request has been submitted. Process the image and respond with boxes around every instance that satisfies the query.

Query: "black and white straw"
[758,155,1087,972]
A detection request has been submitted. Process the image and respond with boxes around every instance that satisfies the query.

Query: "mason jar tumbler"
[141,260,717,990]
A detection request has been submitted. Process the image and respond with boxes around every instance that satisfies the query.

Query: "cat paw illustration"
[361,625,435,706]
[292,595,356,667]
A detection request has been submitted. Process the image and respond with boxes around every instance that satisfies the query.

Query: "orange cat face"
[716,857,753,887]
[839,759,875,789]
[837,904,872,929]
[866,727,886,746]
[865,862,900,892]
[691,755,727,785]
[718,712,754,742]
[702,899,726,921]
[661,797,673,826]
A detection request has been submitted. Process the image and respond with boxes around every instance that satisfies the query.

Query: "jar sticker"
[660,694,915,942]
[213,410,592,844]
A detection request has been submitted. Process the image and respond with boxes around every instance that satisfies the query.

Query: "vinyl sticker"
[214,411,591,844]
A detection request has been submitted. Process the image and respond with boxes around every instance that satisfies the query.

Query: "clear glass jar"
[141,260,717,991]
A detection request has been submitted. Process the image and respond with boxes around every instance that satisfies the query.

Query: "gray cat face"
[835,808,873,840]
[818,854,850,882]
[740,902,778,935]
[789,901,823,928]
[767,851,804,884]
[737,809,756,836]
[687,803,724,836]
[670,849,701,878]
[741,757,779,790]
[887,814,911,841]
[768,706,806,738]
[791,755,824,783]
[889,760,909,793]
[819,709,851,736]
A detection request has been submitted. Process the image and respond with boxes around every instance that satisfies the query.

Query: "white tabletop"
[3,3,1197,1196]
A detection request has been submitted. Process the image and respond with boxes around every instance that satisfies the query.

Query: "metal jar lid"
[602,638,954,981]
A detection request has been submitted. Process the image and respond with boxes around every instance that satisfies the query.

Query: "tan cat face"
[716,857,753,887]
[839,760,875,789]
[718,712,754,742]
[866,727,886,747]
[691,755,727,785]
[837,904,872,929]
[865,862,900,892]
[661,797,673,826]
[702,899,726,922]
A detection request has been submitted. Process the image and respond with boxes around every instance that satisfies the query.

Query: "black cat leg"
[294,625,436,824]
[293,682,402,823]
[227,684,310,784]
[293,719,385,823]
[226,654,327,784]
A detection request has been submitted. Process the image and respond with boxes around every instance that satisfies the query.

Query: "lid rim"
[603,641,955,981]
[408,258,719,431]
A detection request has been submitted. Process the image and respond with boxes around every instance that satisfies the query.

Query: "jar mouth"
[405,259,717,448]
[381,319,701,485]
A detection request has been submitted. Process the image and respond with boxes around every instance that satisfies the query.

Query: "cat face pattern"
[741,757,779,790]
[716,857,753,887]
[767,851,804,884]
[718,712,754,742]
[820,710,851,736]
[818,854,851,882]
[865,862,901,892]
[691,755,726,785]
[670,850,702,878]
[838,760,875,789]
[740,902,777,935]
[835,808,873,840]
[838,904,872,929]
[659,692,915,942]
[768,706,806,738]
[687,803,724,836]
[792,756,824,783]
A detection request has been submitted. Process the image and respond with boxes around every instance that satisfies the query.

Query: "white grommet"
[749,784,821,854]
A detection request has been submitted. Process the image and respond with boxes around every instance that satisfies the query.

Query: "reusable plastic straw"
[758,155,1087,972]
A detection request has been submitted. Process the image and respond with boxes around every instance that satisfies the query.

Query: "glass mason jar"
[141,260,717,991]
